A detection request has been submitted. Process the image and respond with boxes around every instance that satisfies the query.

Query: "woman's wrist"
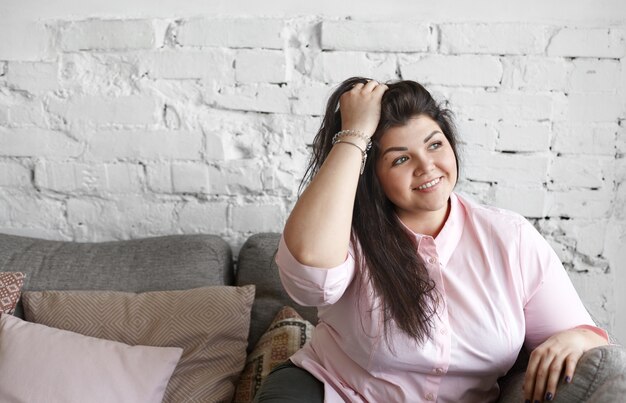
[332,129,372,175]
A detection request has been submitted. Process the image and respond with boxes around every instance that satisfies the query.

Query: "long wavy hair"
[300,77,460,343]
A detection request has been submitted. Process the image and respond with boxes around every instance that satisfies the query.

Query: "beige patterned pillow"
[0,272,25,315]
[233,306,314,403]
[22,285,255,403]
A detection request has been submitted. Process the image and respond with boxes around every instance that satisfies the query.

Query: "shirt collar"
[397,192,465,268]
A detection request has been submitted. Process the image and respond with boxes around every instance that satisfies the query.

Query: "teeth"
[417,177,441,190]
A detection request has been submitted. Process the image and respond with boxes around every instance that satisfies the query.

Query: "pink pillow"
[0,314,182,403]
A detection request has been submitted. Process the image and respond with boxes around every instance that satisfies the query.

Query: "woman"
[257,77,608,403]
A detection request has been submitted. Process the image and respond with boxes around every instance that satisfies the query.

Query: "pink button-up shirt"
[276,192,603,402]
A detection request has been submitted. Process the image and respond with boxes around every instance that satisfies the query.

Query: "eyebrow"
[380,130,443,156]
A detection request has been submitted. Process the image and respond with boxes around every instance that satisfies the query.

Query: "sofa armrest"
[497,345,626,402]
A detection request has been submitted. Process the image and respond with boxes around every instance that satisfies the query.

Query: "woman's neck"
[397,199,451,238]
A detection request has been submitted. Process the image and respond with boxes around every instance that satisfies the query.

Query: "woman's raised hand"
[339,80,388,139]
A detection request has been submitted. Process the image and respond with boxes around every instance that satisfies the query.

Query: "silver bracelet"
[333,139,369,175]
[332,129,372,149]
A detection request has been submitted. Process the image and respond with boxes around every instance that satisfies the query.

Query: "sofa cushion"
[496,345,626,402]
[236,233,317,352]
[0,314,182,403]
[0,272,24,314]
[233,305,315,403]
[22,285,255,403]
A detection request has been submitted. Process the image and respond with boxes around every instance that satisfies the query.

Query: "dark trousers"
[253,360,324,402]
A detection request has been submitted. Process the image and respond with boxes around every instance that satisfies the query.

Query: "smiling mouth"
[415,177,442,190]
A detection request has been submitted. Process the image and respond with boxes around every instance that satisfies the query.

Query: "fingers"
[543,356,564,401]
[524,348,583,402]
[351,80,387,93]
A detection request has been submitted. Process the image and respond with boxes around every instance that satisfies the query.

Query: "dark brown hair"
[300,77,460,343]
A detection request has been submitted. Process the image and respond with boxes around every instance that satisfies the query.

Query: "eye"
[429,141,443,150]
[392,156,408,166]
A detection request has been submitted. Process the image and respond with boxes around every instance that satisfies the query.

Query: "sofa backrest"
[236,233,317,352]
[0,233,233,318]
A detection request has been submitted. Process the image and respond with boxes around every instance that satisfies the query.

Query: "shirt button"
[425,392,435,401]
[435,367,445,375]
[428,257,437,264]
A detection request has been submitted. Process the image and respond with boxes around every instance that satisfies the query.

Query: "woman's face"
[375,115,457,232]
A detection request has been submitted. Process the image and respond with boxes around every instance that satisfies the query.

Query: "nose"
[413,154,435,176]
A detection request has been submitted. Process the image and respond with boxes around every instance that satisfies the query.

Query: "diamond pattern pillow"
[233,306,315,403]
[0,272,25,315]
[22,285,255,403]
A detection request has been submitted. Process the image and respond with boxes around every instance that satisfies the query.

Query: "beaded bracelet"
[331,129,371,146]
[332,130,372,175]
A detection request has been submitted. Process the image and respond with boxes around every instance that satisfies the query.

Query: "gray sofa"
[1,232,624,402]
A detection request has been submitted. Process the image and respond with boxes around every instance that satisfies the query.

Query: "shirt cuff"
[574,324,609,343]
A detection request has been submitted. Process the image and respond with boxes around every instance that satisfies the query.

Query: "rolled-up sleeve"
[519,219,607,350]
[275,235,356,307]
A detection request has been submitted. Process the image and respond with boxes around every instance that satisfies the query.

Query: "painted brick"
[60,19,156,51]
[67,197,176,239]
[35,162,143,193]
[496,122,551,152]
[440,23,551,55]
[0,128,82,157]
[501,57,570,91]
[88,130,203,160]
[570,59,621,92]
[314,51,398,84]
[546,189,613,218]
[236,49,286,84]
[177,201,228,234]
[47,95,159,126]
[177,18,284,49]
[6,62,59,93]
[565,93,623,123]
[205,132,226,160]
[172,162,210,193]
[200,110,268,159]
[450,91,553,121]
[0,21,50,61]
[262,165,298,196]
[549,156,607,188]
[0,106,8,125]
[1,193,65,228]
[291,83,333,116]
[493,186,547,217]
[559,219,606,258]
[139,49,235,81]
[0,162,31,187]
[321,20,430,52]
[551,123,617,155]
[7,102,48,127]
[232,203,284,233]
[208,161,263,194]
[146,163,172,193]
[463,149,549,185]
[59,53,138,96]
[456,121,497,149]
[548,27,625,58]
[207,84,291,114]
[400,54,502,87]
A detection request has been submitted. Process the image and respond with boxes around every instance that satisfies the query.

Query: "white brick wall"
[1,6,625,341]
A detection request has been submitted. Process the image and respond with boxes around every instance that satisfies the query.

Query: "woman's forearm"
[283,140,365,268]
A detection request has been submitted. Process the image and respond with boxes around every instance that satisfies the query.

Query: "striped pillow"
[22,285,255,403]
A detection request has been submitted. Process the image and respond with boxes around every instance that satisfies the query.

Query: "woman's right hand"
[339,80,388,138]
